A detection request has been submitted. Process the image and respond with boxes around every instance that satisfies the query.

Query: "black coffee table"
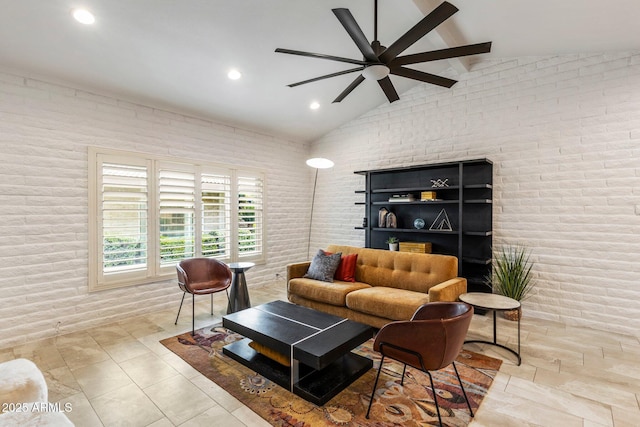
[222,300,374,405]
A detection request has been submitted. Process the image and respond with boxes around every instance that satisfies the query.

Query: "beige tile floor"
[1,281,639,426]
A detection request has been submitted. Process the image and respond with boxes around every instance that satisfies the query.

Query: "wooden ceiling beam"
[411,0,472,73]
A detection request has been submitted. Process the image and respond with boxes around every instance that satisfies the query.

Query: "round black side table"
[459,292,522,366]
[226,262,255,314]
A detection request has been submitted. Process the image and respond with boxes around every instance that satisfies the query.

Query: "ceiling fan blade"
[332,8,379,62]
[378,76,400,103]
[275,48,368,66]
[379,1,458,63]
[287,67,364,87]
[391,67,457,88]
[333,75,366,103]
[391,42,492,66]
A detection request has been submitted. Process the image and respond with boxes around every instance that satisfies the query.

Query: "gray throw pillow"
[304,250,342,282]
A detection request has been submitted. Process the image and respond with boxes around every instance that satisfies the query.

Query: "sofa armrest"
[428,277,467,302]
[286,262,311,282]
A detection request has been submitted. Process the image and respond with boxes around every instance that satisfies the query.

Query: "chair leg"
[210,293,213,315]
[426,371,443,427]
[191,293,195,336]
[400,364,407,385]
[452,361,474,417]
[366,356,385,419]
[175,292,186,325]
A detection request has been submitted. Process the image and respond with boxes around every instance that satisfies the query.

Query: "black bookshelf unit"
[354,159,493,293]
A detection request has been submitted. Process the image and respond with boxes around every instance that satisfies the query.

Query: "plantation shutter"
[201,171,232,259]
[98,158,150,284]
[237,171,264,261]
[158,164,196,269]
[89,148,267,291]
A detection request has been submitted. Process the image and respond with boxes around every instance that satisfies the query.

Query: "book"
[388,194,415,203]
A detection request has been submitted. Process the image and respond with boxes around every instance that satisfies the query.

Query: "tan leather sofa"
[287,245,467,328]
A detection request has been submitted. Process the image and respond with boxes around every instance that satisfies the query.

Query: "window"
[101,161,149,275]
[88,148,266,291]
[237,172,264,258]
[201,172,232,258]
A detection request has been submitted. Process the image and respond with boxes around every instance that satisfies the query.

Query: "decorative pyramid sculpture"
[429,209,452,231]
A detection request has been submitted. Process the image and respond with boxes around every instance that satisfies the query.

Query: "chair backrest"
[374,302,473,371]
[176,258,232,293]
[411,301,470,321]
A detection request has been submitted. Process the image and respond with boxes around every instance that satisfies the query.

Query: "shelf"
[463,257,492,265]
[373,200,459,206]
[354,159,492,175]
[464,231,493,236]
[355,159,492,291]
[464,199,492,204]
[354,202,366,205]
[354,227,365,230]
[464,184,492,190]
[372,227,459,235]
[354,190,366,194]
[372,186,459,194]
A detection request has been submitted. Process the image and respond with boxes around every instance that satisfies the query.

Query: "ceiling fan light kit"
[362,64,390,81]
[275,0,491,103]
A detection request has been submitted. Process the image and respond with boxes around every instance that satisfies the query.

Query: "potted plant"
[489,244,535,320]
[386,236,399,251]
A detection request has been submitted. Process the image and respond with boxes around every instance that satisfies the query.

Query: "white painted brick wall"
[3,51,638,346]
[311,52,640,337]
[0,70,311,349]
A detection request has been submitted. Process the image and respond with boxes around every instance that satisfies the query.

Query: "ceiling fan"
[275,0,491,103]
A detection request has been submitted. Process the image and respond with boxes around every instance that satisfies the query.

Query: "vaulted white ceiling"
[0,0,638,142]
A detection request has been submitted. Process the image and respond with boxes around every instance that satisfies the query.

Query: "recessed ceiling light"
[309,101,320,110]
[72,8,95,25]
[227,69,242,80]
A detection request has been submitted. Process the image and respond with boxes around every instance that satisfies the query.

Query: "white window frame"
[88,147,266,291]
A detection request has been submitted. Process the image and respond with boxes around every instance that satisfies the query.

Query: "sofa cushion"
[288,278,371,306]
[324,251,358,282]
[304,250,342,282]
[346,287,430,321]
[326,245,458,292]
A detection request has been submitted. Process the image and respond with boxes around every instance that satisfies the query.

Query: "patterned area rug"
[160,324,502,426]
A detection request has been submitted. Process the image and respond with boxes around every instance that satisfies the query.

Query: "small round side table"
[226,262,255,314]
[459,292,522,366]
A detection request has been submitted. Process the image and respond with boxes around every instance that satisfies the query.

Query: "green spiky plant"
[490,244,535,302]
